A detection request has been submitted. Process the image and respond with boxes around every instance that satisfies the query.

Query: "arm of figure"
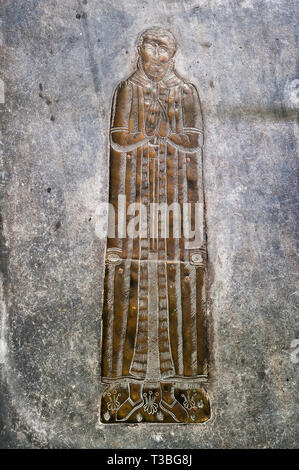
[111,130,150,152]
[110,81,150,152]
[167,83,204,153]
[167,132,201,151]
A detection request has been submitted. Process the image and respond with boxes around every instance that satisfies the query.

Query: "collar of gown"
[129,60,183,88]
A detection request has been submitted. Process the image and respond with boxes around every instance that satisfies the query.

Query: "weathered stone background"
[0,0,298,448]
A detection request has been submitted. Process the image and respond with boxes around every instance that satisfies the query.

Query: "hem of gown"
[101,374,208,384]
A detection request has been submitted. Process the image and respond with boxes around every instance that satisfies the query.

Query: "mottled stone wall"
[0,0,298,448]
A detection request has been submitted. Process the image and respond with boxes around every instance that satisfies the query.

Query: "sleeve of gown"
[106,82,132,256]
[110,81,131,132]
[182,83,204,147]
[167,82,204,153]
[110,81,149,152]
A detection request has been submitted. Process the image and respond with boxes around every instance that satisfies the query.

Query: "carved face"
[139,35,173,81]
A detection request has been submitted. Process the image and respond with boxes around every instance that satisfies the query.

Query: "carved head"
[138,27,177,81]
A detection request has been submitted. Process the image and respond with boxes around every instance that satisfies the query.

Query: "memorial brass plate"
[100,28,210,423]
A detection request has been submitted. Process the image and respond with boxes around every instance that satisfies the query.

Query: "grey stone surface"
[0,0,298,448]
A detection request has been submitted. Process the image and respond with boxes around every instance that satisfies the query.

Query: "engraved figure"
[100,27,210,423]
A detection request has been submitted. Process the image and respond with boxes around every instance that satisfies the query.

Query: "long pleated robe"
[101,64,208,385]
